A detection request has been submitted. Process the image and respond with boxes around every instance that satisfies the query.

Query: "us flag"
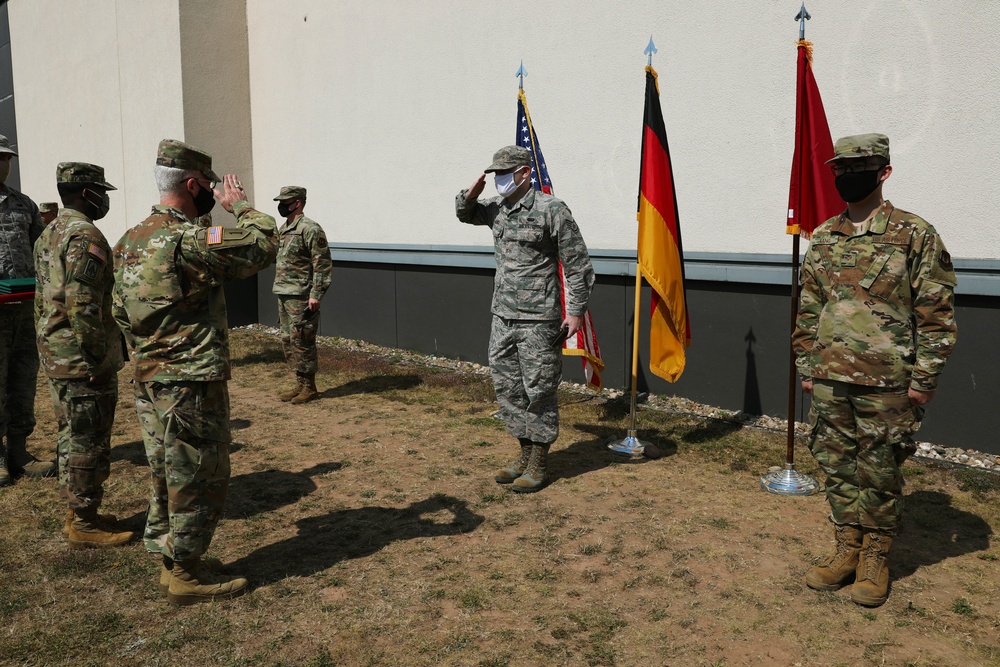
[516,88,605,391]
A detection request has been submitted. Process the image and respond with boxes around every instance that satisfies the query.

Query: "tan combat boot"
[851,532,893,607]
[0,443,10,487]
[6,437,55,478]
[158,555,225,596]
[277,374,303,402]
[511,443,549,493]
[167,558,248,606]
[805,523,863,591]
[62,508,118,536]
[495,439,533,484]
[67,508,134,549]
[290,373,318,404]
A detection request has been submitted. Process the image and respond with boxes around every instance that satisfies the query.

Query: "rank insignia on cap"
[208,226,223,245]
[87,243,107,261]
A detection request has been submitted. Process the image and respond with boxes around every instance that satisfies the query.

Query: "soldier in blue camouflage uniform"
[272,186,332,404]
[113,140,277,605]
[0,134,56,486]
[793,134,958,607]
[34,162,132,548]
[456,146,594,493]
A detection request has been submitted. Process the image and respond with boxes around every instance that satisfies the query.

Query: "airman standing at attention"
[794,133,958,607]
[113,139,277,605]
[34,163,131,548]
[272,186,332,404]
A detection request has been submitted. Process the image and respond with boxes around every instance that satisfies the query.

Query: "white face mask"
[494,169,521,197]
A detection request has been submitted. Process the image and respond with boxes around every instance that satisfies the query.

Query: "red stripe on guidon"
[640,125,680,244]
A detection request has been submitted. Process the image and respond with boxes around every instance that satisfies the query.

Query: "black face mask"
[83,188,110,221]
[277,201,296,217]
[193,182,216,217]
[834,169,882,203]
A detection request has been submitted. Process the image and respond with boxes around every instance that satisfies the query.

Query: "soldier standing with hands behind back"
[113,140,277,605]
[456,146,594,493]
[793,133,958,607]
[34,163,131,548]
[272,186,332,404]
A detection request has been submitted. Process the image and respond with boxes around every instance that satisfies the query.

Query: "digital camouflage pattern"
[49,377,116,510]
[272,214,332,301]
[484,145,531,173]
[455,187,594,320]
[34,208,124,379]
[278,297,319,375]
[793,201,957,392]
[826,133,891,164]
[134,380,231,561]
[457,184,593,445]
[489,317,563,444]
[808,380,918,533]
[112,201,277,382]
[0,183,43,445]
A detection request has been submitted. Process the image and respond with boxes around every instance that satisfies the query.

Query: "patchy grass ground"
[1,329,998,667]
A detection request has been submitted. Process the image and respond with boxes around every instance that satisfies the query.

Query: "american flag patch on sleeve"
[87,243,107,261]
[207,226,223,245]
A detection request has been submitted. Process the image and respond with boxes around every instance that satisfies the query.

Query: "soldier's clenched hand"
[466,173,486,201]
[908,387,934,406]
[216,174,248,213]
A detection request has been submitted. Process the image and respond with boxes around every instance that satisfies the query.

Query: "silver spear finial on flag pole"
[795,2,811,40]
[516,61,527,90]
[644,36,657,67]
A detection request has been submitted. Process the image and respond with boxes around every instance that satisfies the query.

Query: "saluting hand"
[466,173,486,201]
[216,174,248,213]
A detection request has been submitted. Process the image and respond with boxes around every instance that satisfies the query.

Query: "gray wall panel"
[322,262,397,348]
[256,264,278,328]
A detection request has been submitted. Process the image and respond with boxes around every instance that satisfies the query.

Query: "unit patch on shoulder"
[208,226,224,245]
[317,236,327,248]
[87,243,107,261]
[940,249,953,270]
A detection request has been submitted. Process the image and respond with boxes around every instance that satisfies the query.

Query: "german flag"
[637,65,689,383]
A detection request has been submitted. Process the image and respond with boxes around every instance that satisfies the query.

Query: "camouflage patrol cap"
[155,139,221,182]
[56,162,117,190]
[0,135,18,157]
[826,133,890,164]
[273,185,307,201]
[484,145,531,173]
[39,202,58,213]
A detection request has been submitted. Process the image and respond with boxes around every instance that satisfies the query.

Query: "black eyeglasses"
[830,162,884,176]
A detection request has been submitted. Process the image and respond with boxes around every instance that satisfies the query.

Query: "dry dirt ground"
[1,329,998,667]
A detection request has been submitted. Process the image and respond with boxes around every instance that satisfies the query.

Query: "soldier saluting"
[794,134,958,607]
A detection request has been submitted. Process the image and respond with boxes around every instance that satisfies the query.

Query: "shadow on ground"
[319,373,423,399]
[225,462,344,519]
[230,495,484,586]
[893,489,993,579]
[548,424,677,483]
[111,438,244,466]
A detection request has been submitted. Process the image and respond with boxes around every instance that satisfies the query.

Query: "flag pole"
[761,3,820,496]
[608,39,659,459]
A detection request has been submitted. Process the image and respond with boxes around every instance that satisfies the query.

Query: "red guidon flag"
[786,40,842,237]
[517,88,605,390]
[637,66,689,382]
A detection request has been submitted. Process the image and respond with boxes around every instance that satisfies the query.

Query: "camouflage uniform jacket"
[455,188,594,320]
[33,209,124,379]
[0,184,43,279]
[272,213,332,301]
[792,200,957,391]
[112,201,277,382]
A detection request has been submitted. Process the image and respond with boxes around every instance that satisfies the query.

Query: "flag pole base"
[607,430,647,459]
[760,463,819,496]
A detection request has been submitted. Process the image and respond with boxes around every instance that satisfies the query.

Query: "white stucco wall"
[246,0,1000,259]
[8,0,185,245]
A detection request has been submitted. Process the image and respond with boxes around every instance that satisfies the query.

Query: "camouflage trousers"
[278,296,319,375]
[808,379,922,534]
[134,380,232,562]
[0,301,38,443]
[48,377,116,510]
[488,316,563,445]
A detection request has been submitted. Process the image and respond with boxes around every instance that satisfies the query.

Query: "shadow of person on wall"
[225,461,344,519]
[892,489,994,580]
[230,494,484,586]
[319,374,423,400]
[743,327,763,416]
